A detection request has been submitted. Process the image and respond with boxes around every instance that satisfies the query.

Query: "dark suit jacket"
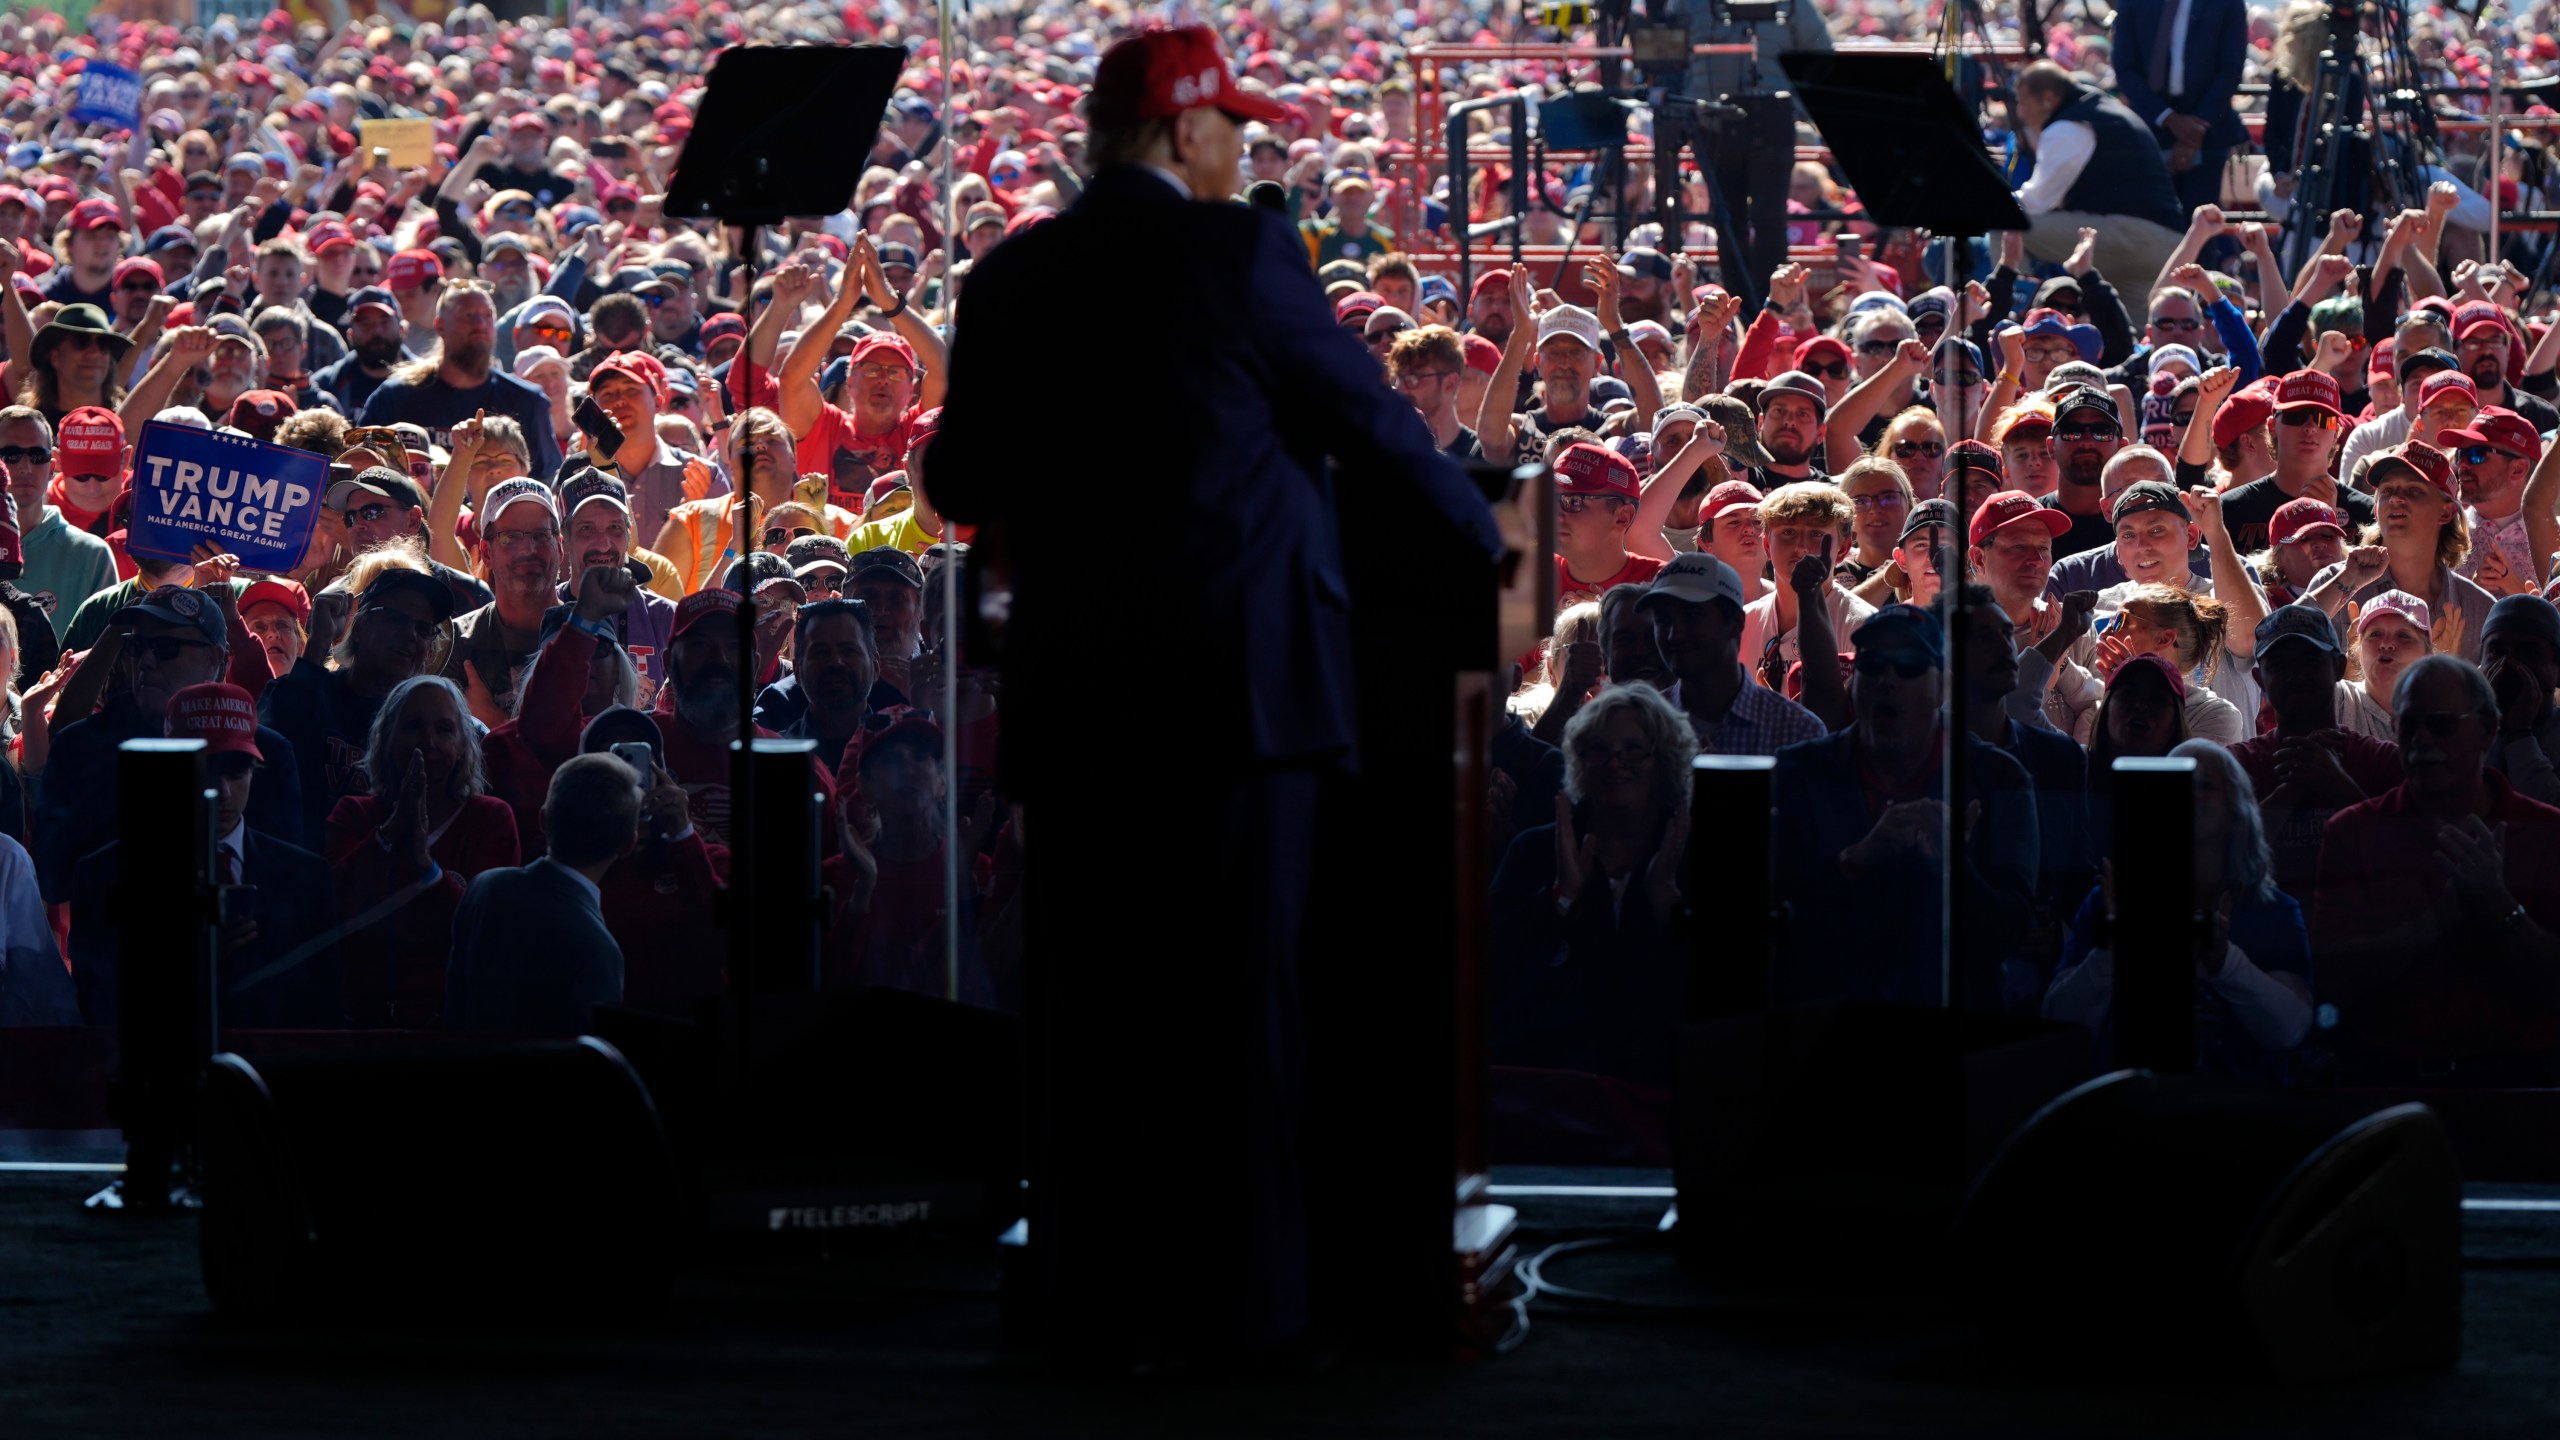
[70,827,342,1029]
[928,165,1501,793]
[444,857,622,1036]
[34,692,304,904]
[2112,0,2249,149]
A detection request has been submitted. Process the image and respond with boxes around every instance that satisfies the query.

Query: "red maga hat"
[1087,26,1290,127]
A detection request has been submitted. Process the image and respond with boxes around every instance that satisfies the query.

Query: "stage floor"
[4,1163,2559,1437]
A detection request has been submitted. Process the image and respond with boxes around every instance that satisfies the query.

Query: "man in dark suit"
[71,684,341,1029]
[2112,0,2249,216]
[35,586,304,904]
[928,26,1503,1371]
[443,752,639,1035]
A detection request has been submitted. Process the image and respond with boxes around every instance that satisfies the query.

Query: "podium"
[1302,461,1546,1354]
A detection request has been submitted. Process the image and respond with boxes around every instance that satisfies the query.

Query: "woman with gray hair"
[1490,682,1698,1084]
[323,673,523,1026]
[2044,738,2316,1080]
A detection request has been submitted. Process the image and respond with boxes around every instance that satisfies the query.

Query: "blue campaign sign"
[127,422,326,573]
[68,60,142,130]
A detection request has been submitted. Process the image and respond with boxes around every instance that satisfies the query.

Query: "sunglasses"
[2172,409,2198,426]
[801,572,846,596]
[1367,326,1409,345]
[2278,411,2338,429]
[349,502,402,524]
[0,445,50,464]
[1803,362,1849,380]
[1914,315,1948,336]
[2150,317,2202,333]
[2459,445,2524,466]
[1892,439,1944,458]
[765,525,818,545]
[1556,494,1626,513]
[131,635,214,662]
[2057,424,2120,442]
[1857,339,1903,356]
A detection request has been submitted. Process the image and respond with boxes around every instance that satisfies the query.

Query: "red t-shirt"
[1555,551,1665,612]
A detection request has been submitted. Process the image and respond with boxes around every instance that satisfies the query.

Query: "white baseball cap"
[1535,304,1604,353]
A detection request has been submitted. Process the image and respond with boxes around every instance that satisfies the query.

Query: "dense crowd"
[0,1,2545,1106]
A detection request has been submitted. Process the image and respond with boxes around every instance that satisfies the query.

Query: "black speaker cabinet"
[1674,1003,2092,1287]
[1955,1071,2462,1381]
[199,1038,683,1320]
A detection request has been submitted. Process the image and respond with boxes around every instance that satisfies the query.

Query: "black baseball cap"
[325,465,426,513]
[1898,497,1960,544]
[558,469,631,518]
[2053,385,2120,426]
[112,583,226,646]
[360,567,457,622]
[2109,480,2192,525]
[2254,604,2342,657]
[848,547,924,588]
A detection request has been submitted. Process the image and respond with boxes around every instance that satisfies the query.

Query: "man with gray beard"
[582,584,840,849]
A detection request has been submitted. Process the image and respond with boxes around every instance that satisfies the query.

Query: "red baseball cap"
[239,576,312,624]
[1461,333,1501,375]
[2453,299,2513,344]
[1698,478,1765,526]
[2113,653,2187,701]
[1088,26,1290,127]
[384,247,444,291]
[1553,441,1639,499]
[2415,370,2481,412]
[671,587,744,640]
[111,256,162,289]
[2269,497,2347,547]
[590,349,668,403]
[1793,335,1850,371]
[303,220,356,255]
[2209,380,2277,451]
[56,405,125,478]
[225,390,296,441]
[2441,405,2545,463]
[165,682,263,760]
[1335,290,1384,325]
[2368,439,2455,499]
[67,198,125,233]
[509,112,549,134]
[1471,266,1511,299]
[2270,367,2341,418]
[845,332,918,374]
[1967,489,2072,547]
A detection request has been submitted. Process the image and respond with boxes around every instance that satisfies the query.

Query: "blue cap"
[345,285,398,315]
[1852,604,1946,669]
[143,224,197,254]
[556,204,603,235]
[1418,273,1457,305]
[892,96,936,122]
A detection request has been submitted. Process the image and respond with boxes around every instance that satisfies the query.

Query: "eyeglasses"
[2149,317,2202,333]
[2278,411,2338,430]
[2057,424,2120,442]
[1580,742,1654,767]
[1857,339,1902,356]
[764,525,818,545]
[1850,491,1908,511]
[0,446,50,465]
[2402,710,2480,738]
[1892,439,1944,459]
[2171,410,2198,426]
[488,527,560,550]
[1556,494,1627,514]
[1803,362,1848,380]
[131,636,214,662]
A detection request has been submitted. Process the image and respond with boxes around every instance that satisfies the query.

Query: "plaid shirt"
[1670,666,1829,755]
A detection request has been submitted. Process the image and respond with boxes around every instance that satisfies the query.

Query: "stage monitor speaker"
[199,1038,683,1321]
[1955,1071,2462,1381]
[1675,1003,2091,1288]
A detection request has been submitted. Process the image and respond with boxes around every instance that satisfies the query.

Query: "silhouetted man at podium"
[929,25,1502,1372]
